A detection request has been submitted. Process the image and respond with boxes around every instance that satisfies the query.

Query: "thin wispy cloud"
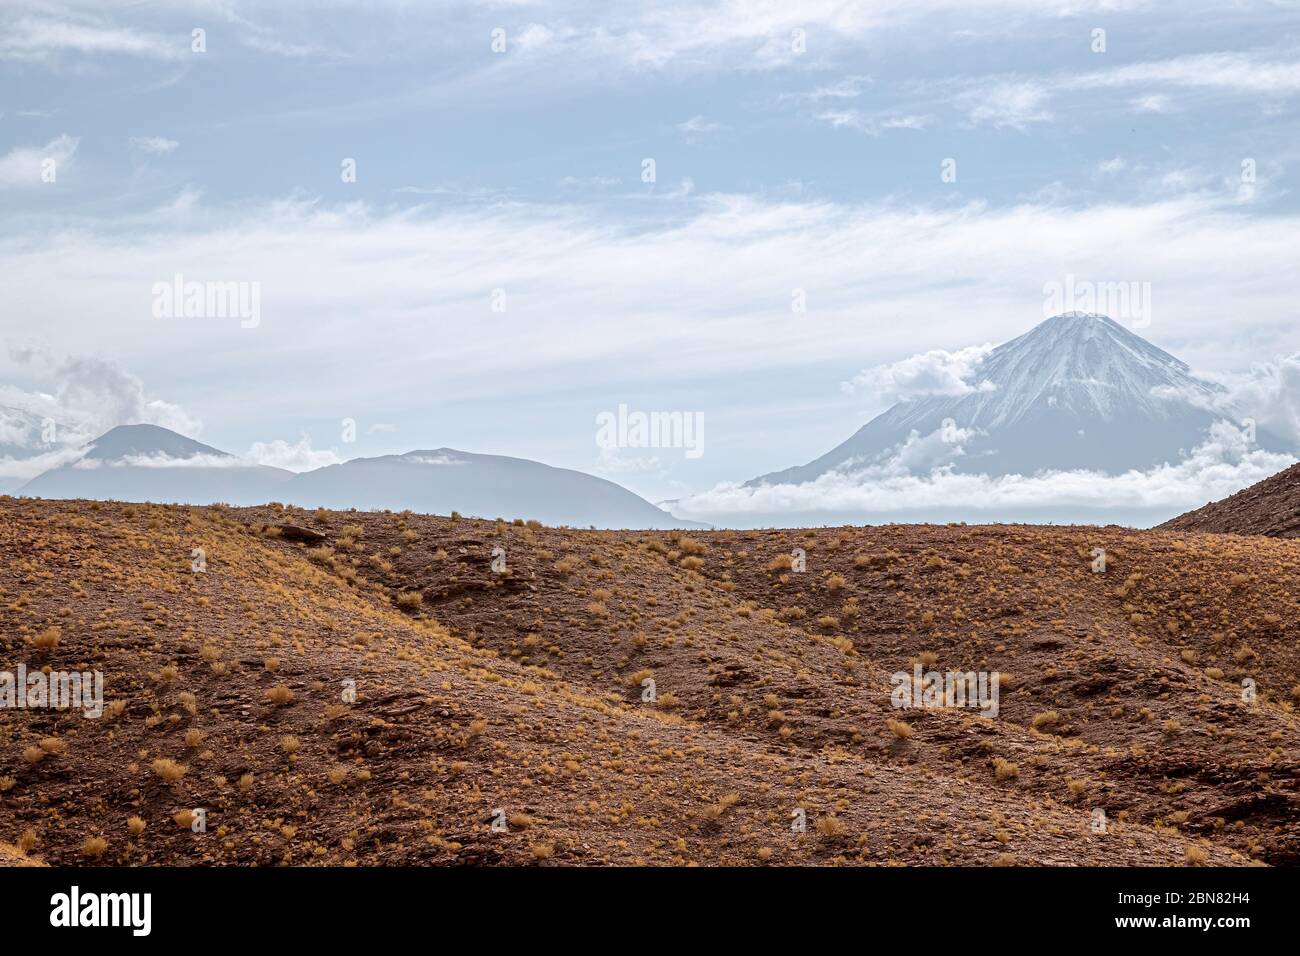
[1069,50,1300,95]
[0,14,183,62]
[963,80,1054,129]
[815,109,933,135]
[677,115,727,139]
[129,136,180,155]
[785,75,872,103]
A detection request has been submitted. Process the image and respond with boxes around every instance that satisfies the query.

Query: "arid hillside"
[2,497,1297,866]
[1162,461,1300,537]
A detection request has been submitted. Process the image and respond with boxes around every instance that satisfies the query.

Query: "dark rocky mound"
[1160,461,1300,537]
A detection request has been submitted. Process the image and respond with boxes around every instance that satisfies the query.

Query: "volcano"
[750,312,1283,485]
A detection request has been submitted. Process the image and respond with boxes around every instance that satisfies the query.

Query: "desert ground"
[2,496,1297,866]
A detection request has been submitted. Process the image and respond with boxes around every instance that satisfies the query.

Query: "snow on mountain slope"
[751,313,1277,484]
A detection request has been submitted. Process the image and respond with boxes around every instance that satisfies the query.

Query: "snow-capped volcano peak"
[751,312,1252,484]
[999,312,1186,380]
[965,312,1219,428]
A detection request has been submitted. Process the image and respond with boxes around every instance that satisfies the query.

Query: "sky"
[2,0,1300,517]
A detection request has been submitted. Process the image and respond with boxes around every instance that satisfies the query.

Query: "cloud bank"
[674,422,1294,521]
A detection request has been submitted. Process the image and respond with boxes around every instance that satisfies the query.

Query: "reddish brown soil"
[1162,461,1300,537]
[2,497,1297,866]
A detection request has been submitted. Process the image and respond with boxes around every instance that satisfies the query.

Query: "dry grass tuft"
[265,685,296,706]
[151,758,188,783]
[886,718,914,740]
[814,815,845,838]
[992,757,1019,781]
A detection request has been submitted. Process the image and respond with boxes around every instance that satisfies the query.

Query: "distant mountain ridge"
[19,424,294,506]
[14,424,702,529]
[280,447,702,529]
[13,314,1290,531]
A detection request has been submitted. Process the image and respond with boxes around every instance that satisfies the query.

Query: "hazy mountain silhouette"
[280,448,704,529]
[19,424,294,506]
[17,425,702,529]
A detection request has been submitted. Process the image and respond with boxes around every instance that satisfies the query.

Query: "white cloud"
[4,2,1269,86]
[594,445,663,475]
[1071,51,1300,95]
[964,80,1054,129]
[1158,168,1209,191]
[0,350,199,453]
[0,134,77,188]
[559,175,621,189]
[240,33,332,58]
[843,344,996,403]
[677,115,726,138]
[406,453,467,466]
[0,15,182,62]
[56,355,198,437]
[129,136,180,155]
[672,422,1295,520]
[1235,357,1300,447]
[815,110,933,135]
[928,50,1300,135]
[97,452,248,469]
[1130,94,1172,113]
[0,445,87,481]
[786,75,872,103]
[246,435,344,472]
[881,114,931,131]
[153,187,203,221]
[589,0,1151,71]
[1158,354,1300,449]
[883,422,981,472]
[514,24,555,52]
